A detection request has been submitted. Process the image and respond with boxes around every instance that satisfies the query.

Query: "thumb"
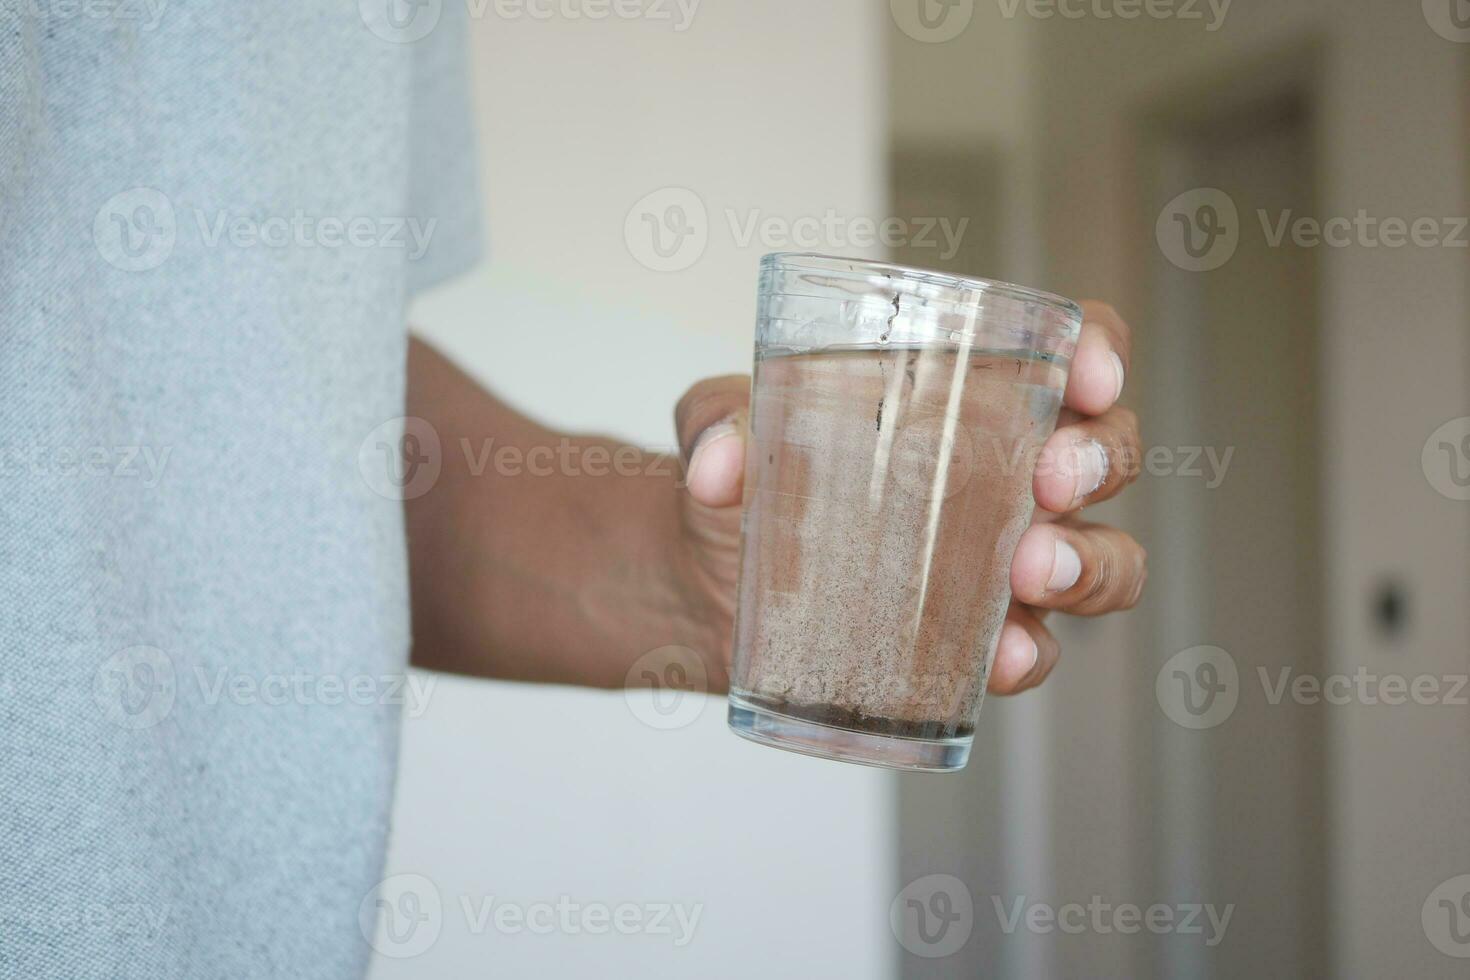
[674,374,750,508]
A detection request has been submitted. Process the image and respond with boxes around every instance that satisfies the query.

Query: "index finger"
[1063,301,1133,417]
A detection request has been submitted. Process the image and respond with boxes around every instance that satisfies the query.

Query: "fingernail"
[688,421,739,480]
[1072,439,1108,506]
[999,622,1039,677]
[1108,351,1125,401]
[1048,537,1082,592]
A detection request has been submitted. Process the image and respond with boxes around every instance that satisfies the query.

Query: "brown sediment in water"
[737,692,975,742]
[730,346,1065,737]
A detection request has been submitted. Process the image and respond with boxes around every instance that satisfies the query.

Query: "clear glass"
[726,253,1083,772]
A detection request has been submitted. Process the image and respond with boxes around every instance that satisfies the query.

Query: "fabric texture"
[0,2,481,976]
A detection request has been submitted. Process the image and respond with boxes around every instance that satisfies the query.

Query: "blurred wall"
[372,2,895,977]
[887,2,1469,977]
[1033,2,1470,977]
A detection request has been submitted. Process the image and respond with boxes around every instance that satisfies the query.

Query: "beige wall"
[890,2,1469,977]
[1034,2,1470,977]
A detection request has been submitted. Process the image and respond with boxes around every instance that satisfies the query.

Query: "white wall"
[371,3,894,977]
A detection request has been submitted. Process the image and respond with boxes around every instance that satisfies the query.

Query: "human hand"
[671,301,1146,694]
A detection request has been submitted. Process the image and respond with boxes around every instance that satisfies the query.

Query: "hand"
[671,300,1146,695]
[990,301,1146,693]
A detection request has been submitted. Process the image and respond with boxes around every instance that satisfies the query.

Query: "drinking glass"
[726,253,1082,771]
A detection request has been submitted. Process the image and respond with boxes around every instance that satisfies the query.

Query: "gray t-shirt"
[0,3,480,976]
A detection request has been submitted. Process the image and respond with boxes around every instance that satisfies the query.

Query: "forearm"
[403,337,717,688]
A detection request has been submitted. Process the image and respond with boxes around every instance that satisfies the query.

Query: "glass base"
[727,694,971,773]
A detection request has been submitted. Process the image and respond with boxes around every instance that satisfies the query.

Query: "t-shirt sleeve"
[404,1,483,295]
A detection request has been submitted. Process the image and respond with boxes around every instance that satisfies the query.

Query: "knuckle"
[675,383,736,450]
[1086,300,1133,352]
[673,385,701,426]
[1081,546,1117,609]
[677,376,750,428]
[1133,546,1150,605]
[1112,413,1143,486]
[1039,630,1061,667]
[1112,406,1140,439]
[1120,543,1149,610]
[1021,633,1061,691]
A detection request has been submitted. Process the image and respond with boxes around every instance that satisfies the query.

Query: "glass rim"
[760,252,1083,323]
